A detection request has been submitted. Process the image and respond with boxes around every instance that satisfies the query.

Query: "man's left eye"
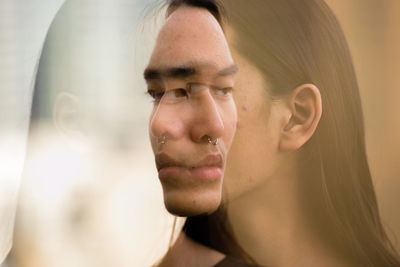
[215,87,233,96]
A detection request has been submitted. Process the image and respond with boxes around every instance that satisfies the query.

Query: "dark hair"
[166,0,223,24]
[168,0,400,266]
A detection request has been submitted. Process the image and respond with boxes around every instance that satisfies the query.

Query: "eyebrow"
[144,63,238,81]
[217,64,238,76]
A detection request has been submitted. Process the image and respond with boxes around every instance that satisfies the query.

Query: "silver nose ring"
[158,135,166,148]
[208,137,218,146]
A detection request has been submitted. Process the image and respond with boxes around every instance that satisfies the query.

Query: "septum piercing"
[208,137,218,146]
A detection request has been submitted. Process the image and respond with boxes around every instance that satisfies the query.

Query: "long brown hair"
[167,0,400,266]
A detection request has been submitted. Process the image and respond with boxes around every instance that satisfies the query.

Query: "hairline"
[165,0,224,29]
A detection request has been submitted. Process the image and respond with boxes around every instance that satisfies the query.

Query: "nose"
[190,90,224,143]
[149,100,185,142]
[149,89,225,144]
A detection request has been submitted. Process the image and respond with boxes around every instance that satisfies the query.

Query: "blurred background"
[1,1,178,266]
[0,0,399,266]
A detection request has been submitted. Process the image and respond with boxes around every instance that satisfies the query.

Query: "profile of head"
[164,0,400,265]
[145,3,238,216]
[30,0,141,151]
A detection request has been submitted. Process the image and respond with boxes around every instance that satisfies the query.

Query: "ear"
[53,92,83,139]
[279,84,322,152]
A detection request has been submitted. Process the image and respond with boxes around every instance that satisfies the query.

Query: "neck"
[158,231,225,267]
[227,170,352,267]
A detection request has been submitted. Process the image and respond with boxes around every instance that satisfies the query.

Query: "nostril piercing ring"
[208,136,218,146]
[159,135,166,146]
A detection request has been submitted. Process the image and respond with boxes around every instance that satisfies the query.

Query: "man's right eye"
[165,88,188,99]
[147,89,164,101]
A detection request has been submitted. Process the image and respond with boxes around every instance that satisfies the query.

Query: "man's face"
[145,6,237,216]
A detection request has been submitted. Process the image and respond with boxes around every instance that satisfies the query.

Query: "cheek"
[224,119,273,199]
[148,108,159,152]
[224,95,276,198]
[221,100,238,148]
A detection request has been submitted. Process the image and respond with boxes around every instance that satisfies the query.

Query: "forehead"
[147,6,233,73]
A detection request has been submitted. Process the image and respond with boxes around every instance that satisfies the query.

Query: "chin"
[163,189,222,217]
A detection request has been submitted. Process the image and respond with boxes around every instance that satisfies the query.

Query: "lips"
[156,153,223,181]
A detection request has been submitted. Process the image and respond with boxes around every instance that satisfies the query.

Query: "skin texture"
[222,48,350,266]
[222,50,285,201]
[146,6,237,217]
[223,46,323,202]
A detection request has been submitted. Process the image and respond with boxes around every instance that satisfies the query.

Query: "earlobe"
[53,92,83,139]
[279,84,322,152]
